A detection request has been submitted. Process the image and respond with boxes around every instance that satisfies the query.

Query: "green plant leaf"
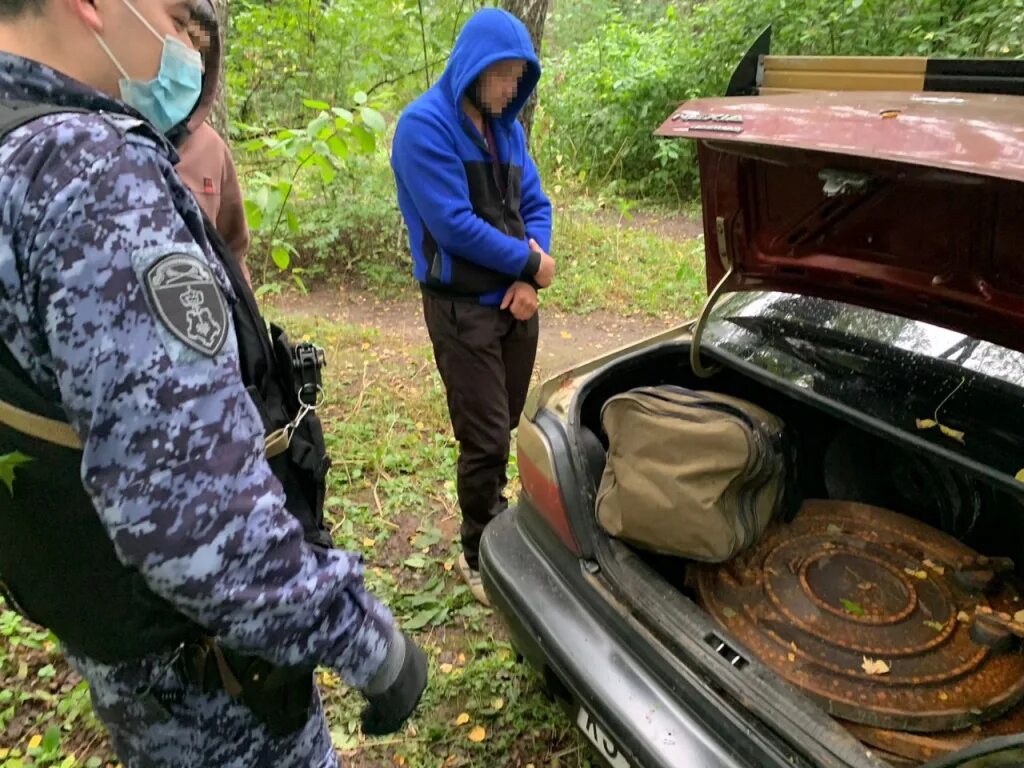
[403,607,439,630]
[353,91,368,105]
[303,99,330,110]
[271,245,290,271]
[41,726,60,753]
[0,452,32,495]
[403,554,428,569]
[840,599,865,617]
[359,107,387,134]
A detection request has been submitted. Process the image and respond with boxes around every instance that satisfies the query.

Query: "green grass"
[0,317,593,768]
[544,205,706,318]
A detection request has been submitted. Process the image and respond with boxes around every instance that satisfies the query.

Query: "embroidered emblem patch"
[144,254,228,356]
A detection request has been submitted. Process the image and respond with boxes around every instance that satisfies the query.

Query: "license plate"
[577,706,633,768]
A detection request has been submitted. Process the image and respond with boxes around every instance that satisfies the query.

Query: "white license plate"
[577,706,633,768]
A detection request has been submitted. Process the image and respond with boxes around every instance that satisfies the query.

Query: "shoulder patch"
[144,254,228,356]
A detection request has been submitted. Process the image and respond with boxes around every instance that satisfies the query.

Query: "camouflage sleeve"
[20,116,393,687]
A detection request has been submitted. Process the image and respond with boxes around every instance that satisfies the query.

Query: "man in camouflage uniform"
[0,1,426,765]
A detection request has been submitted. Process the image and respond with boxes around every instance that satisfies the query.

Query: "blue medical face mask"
[94,2,203,133]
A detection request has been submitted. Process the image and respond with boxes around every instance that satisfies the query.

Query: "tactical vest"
[0,102,332,664]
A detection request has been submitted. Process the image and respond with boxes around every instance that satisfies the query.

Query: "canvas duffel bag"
[596,386,795,562]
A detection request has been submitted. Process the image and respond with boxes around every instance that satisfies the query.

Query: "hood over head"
[169,0,221,143]
[440,8,541,126]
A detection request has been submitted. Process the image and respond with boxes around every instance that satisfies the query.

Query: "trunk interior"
[573,341,1024,768]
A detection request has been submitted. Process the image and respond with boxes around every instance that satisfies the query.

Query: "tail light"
[516,417,581,556]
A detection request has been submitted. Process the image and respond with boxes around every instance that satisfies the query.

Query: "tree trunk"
[209,0,229,139]
[500,0,549,143]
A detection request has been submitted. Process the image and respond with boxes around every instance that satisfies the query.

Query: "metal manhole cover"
[696,500,1024,732]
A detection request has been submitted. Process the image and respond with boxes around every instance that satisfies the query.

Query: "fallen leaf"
[721,607,737,619]
[787,653,796,663]
[361,537,375,548]
[939,424,966,444]
[923,559,945,575]
[457,653,467,665]
[822,542,836,550]
[790,642,799,652]
[559,331,572,340]
[455,712,470,726]
[443,561,454,572]
[924,621,944,632]
[361,342,371,350]
[1014,610,1024,624]
[939,692,949,701]
[1016,469,1024,483]
[841,599,865,617]
[491,697,505,711]
[319,670,341,689]
[439,663,454,674]
[916,418,938,430]
[862,657,891,676]
[978,606,993,615]
[826,524,843,535]
[904,568,928,580]
[28,734,42,749]
[468,726,486,743]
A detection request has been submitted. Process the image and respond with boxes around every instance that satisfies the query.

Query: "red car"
[482,34,1024,768]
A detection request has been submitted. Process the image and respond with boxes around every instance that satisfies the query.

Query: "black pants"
[422,292,539,569]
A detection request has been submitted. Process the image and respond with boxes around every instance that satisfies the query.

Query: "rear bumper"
[480,505,748,768]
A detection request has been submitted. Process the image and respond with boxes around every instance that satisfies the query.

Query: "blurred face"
[477,58,527,116]
[88,0,198,93]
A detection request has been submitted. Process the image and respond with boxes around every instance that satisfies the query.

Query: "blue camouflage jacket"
[0,53,392,686]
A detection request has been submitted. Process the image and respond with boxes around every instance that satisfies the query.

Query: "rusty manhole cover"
[696,500,1024,733]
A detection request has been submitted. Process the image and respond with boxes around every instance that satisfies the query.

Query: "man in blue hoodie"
[391,8,555,604]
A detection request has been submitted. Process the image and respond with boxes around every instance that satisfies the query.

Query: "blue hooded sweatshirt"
[391,8,552,306]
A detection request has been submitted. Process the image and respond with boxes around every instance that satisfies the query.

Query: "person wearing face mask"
[169,0,252,283]
[0,1,426,765]
[391,8,555,605]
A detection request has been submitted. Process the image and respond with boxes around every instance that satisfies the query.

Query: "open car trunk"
[571,335,1024,768]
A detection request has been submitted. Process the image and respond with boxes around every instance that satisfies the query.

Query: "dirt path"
[269,284,679,377]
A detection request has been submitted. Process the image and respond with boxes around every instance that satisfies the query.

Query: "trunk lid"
[656,92,1024,355]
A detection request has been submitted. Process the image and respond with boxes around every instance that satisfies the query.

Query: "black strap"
[0,100,84,142]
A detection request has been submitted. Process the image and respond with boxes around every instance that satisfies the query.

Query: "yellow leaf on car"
[862,657,891,676]
[916,418,938,430]
[939,424,966,444]
[468,726,486,742]
[455,712,470,726]
[28,734,42,749]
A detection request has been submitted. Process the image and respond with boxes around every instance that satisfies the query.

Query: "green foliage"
[238,97,389,289]
[227,0,487,129]
[540,0,1024,199]
[0,452,31,496]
